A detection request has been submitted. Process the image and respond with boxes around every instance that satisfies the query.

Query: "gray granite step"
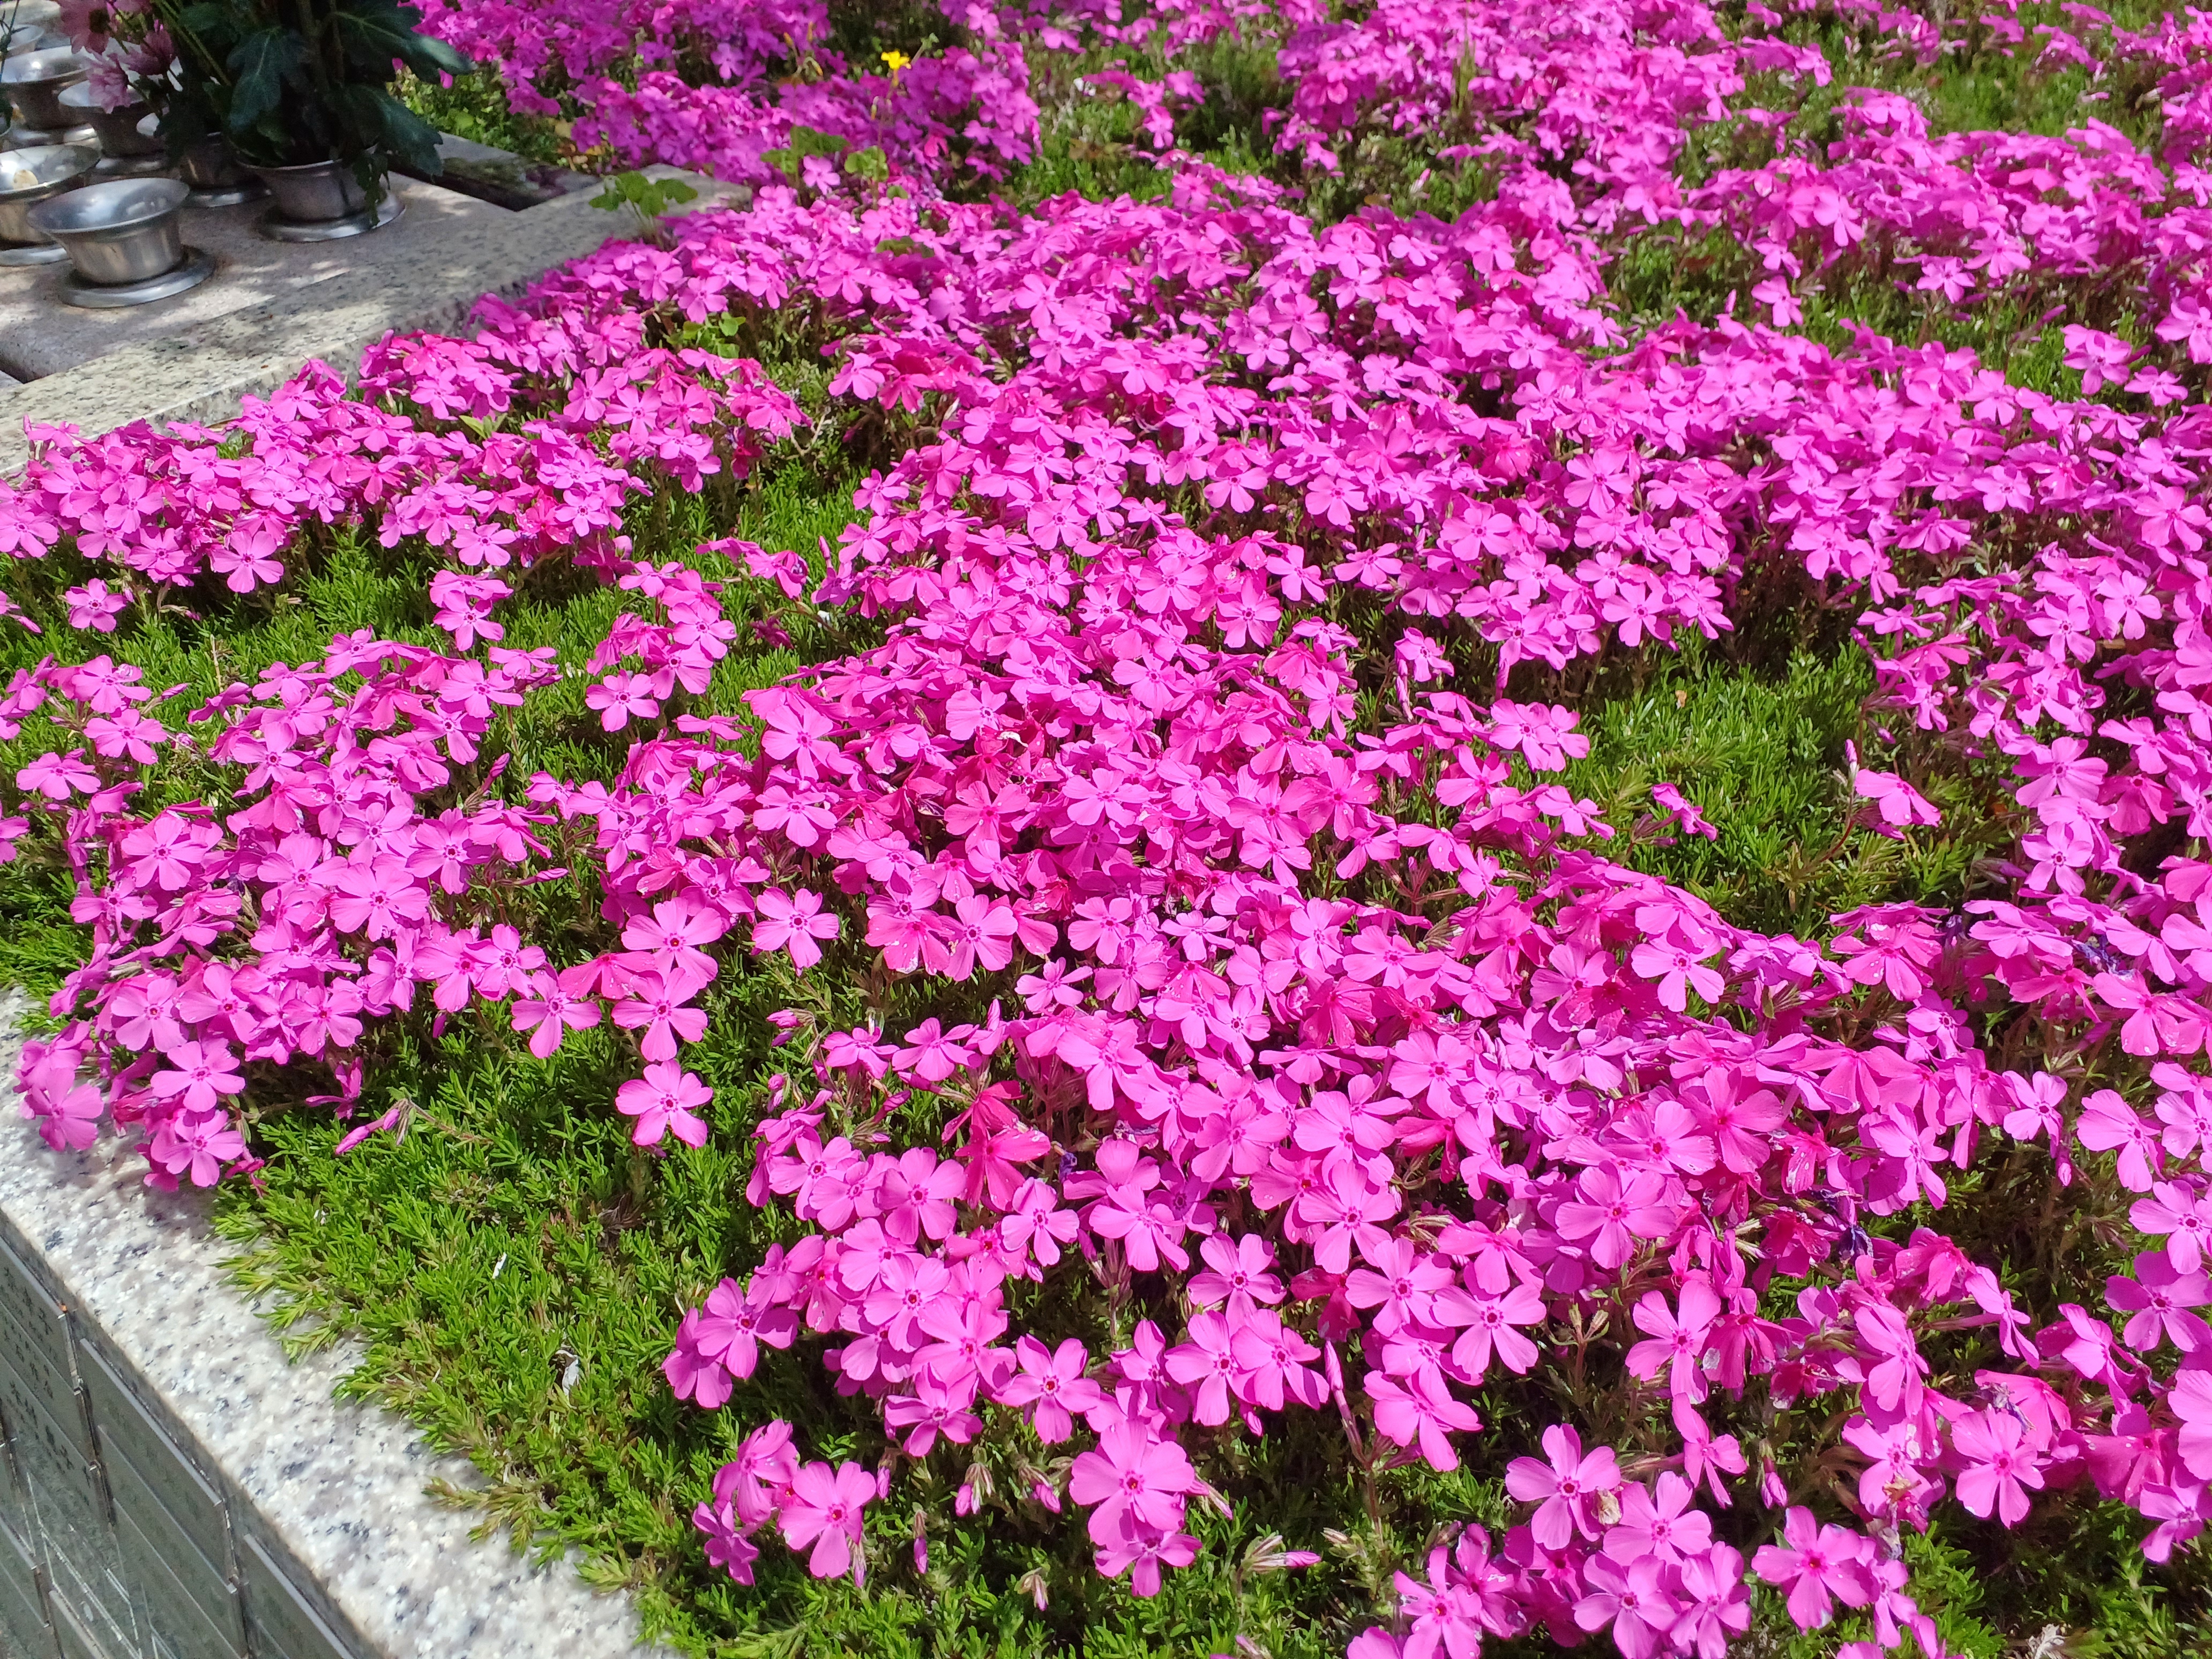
[0,164,741,479]
[0,996,664,1659]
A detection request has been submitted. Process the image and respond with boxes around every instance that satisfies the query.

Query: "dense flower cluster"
[417,0,1044,184]
[8,0,2212,1653]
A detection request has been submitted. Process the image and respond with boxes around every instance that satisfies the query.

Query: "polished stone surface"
[0,175,509,382]
[0,165,738,477]
[0,994,663,1656]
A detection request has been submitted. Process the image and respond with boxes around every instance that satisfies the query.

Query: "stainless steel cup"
[26,173,188,283]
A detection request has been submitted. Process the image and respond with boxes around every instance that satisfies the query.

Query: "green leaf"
[843,145,888,185]
[369,89,444,177]
[325,0,429,64]
[225,27,304,135]
[787,125,848,160]
[587,171,699,218]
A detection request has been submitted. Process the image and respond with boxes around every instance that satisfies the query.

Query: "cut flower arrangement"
[3,0,2212,1654]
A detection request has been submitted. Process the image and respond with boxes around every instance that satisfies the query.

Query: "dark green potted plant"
[152,0,468,233]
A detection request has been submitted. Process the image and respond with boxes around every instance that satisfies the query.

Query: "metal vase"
[26,175,188,284]
[0,139,94,260]
[57,83,160,159]
[253,158,371,223]
[1,45,84,131]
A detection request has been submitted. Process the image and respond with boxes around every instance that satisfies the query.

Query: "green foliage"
[1553,642,2002,934]
[393,65,570,167]
[158,0,468,190]
[592,169,701,218]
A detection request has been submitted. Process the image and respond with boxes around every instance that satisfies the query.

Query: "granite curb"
[0,166,739,479]
[0,993,661,1659]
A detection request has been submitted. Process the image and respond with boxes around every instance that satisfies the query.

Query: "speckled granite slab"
[0,166,739,479]
[0,993,663,1658]
[0,177,514,384]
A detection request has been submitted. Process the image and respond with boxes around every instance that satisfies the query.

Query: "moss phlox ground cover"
[13,0,2212,1654]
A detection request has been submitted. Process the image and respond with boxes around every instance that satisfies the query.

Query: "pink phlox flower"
[2170,1369,2212,1481]
[1164,1311,1245,1427]
[995,1335,1103,1444]
[2105,1251,2212,1354]
[779,1459,876,1583]
[1189,1232,1286,1317]
[621,895,726,980]
[2061,324,2136,393]
[63,579,129,634]
[1574,1553,1682,1659]
[998,1178,1080,1274]
[30,1075,104,1152]
[428,571,510,649]
[1068,1415,1197,1545]
[664,1308,735,1410]
[1345,1233,1462,1336]
[1227,1309,1327,1414]
[586,670,661,730]
[2077,1089,2163,1190]
[693,1274,797,1380]
[1949,1407,2046,1526]
[17,749,100,801]
[884,1369,984,1456]
[609,965,711,1061]
[1554,1164,1675,1269]
[1847,743,1942,832]
[1751,1506,1875,1631]
[1669,1543,1752,1659]
[1602,1471,1714,1565]
[1650,781,1718,840]
[615,1062,712,1148]
[717,1418,798,1526]
[1365,1370,1481,1472]
[147,1108,246,1188]
[509,963,603,1059]
[149,1039,245,1114]
[751,887,841,969]
[1091,1517,1198,1598]
[1487,700,1588,772]
[1449,1274,1546,1380]
[1999,1070,2074,1182]
[2133,1179,2212,1275]
[1504,1423,1621,1548]
[691,1498,759,1585]
[1625,1279,1723,1400]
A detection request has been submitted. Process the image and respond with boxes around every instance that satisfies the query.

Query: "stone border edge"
[0,992,663,1658]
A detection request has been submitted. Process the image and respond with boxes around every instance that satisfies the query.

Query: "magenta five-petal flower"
[615,1062,712,1148]
[150,1039,245,1114]
[1752,1506,1876,1631]
[1068,1417,1196,1546]
[995,1335,1104,1444]
[1505,1424,1620,1548]
[778,1459,876,1583]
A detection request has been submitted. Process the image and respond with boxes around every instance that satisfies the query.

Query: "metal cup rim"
[0,141,97,199]
[0,45,83,86]
[25,174,187,234]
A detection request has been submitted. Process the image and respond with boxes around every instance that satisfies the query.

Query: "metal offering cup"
[26,173,188,283]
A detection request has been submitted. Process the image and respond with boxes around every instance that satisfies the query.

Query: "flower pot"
[28,174,186,283]
[56,82,159,158]
[252,158,398,241]
[1,45,84,132]
[0,138,93,263]
[177,133,261,206]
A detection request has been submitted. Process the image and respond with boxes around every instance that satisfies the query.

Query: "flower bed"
[4,1,2212,1655]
